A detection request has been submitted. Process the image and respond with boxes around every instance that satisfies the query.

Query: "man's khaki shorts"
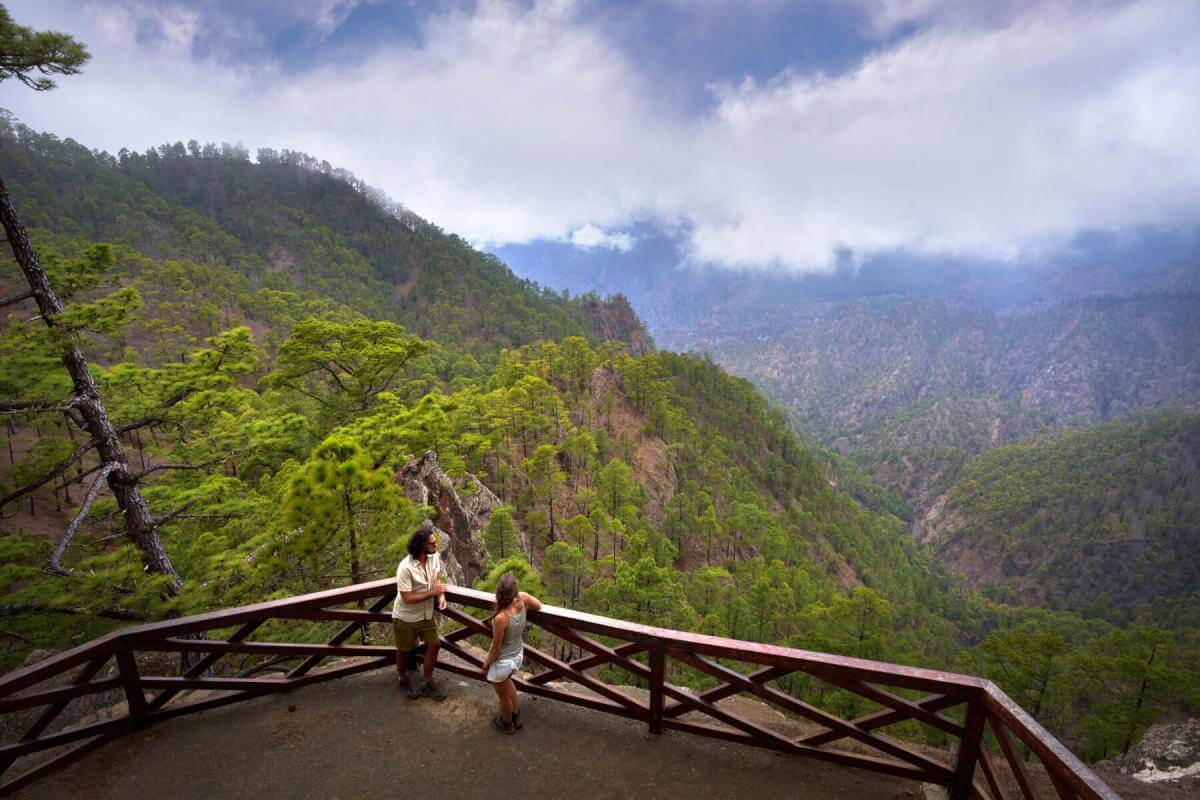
[393,618,438,652]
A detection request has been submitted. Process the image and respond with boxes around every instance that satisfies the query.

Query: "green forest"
[940,410,1200,620]
[2,114,1199,766]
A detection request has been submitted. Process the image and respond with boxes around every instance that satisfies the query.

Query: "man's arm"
[400,584,444,604]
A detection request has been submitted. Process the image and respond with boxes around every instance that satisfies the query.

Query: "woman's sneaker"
[512,711,524,730]
[491,715,516,735]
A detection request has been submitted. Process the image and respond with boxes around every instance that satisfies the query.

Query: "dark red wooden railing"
[0,581,1119,799]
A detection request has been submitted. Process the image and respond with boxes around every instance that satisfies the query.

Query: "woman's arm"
[518,592,542,611]
[482,613,509,671]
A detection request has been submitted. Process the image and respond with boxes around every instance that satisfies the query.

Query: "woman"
[481,573,541,734]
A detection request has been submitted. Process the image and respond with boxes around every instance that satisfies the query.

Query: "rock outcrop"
[1110,719,1200,791]
[395,451,520,584]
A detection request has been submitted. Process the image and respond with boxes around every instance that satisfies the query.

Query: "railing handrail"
[1,583,986,694]
[0,581,1121,800]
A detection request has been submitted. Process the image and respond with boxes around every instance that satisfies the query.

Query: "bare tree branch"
[62,408,85,430]
[175,513,244,520]
[0,290,35,309]
[0,438,98,510]
[48,462,118,575]
[131,458,222,482]
[0,628,36,646]
[0,603,150,622]
[0,396,84,414]
[114,417,171,434]
[152,498,200,528]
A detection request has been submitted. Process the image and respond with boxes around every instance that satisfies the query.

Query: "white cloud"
[4,0,1199,272]
[568,223,635,252]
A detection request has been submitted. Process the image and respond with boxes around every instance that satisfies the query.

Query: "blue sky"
[4,0,1200,284]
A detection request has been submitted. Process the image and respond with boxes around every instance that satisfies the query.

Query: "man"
[393,527,448,701]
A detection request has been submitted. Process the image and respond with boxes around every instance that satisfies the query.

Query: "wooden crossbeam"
[286,592,395,678]
[145,640,394,659]
[799,693,962,746]
[521,642,646,713]
[663,716,941,784]
[148,656,393,726]
[528,642,647,685]
[670,648,954,781]
[286,609,391,623]
[663,665,789,718]
[145,619,264,713]
[0,678,123,715]
[0,654,112,779]
[1048,768,1080,799]
[0,732,117,798]
[0,715,132,762]
[978,750,1005,800]
[820,676,965,737]
[990,715,1037,800]
[538,622,651,679]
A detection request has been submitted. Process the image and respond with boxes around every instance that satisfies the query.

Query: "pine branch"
[130,458,222,482]
[48,462,118,575]
[0,290,35,309]
[152,498,200,528]
[0,437,99,510]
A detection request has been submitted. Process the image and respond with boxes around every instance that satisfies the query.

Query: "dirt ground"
[14,668,935,800]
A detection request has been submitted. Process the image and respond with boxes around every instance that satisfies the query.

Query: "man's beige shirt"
[392,552,443,622]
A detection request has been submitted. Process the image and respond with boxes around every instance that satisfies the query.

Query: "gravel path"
[15,667,928,800]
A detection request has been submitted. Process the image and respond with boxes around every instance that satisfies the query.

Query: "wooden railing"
[0,581,1119,799]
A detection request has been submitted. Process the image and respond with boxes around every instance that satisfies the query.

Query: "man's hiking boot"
[491,714,517,735]
[420,677,446,701]
[404,670,421,700]
[512,711,524,730]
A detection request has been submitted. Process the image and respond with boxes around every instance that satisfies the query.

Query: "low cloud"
[6,0,1199,271]
[568,224,635,252]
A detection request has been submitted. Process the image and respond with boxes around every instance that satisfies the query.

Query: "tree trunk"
[344,492,368,644]
[0,175,182,593]
[1122,642,1157,755]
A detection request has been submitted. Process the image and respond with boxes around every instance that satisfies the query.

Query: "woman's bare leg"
[507,679,520,717]
[491,680,508,719]
[500,678,516,722]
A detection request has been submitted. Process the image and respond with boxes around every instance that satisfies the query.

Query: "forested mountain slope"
[920,410,1200,619]
[725,295,1200,447]
[0,112,650,354]
[1,117,1198,762]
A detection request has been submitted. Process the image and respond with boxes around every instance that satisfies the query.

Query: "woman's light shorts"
[487,653,523,683]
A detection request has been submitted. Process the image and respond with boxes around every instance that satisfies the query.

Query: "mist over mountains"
[502,224,1200,347]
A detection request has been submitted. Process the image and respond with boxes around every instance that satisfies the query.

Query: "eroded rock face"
[1115,719,1200,789]
[395,451,519,584]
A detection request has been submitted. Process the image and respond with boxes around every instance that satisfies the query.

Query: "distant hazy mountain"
[921,410,1200,618]
[714,293,1200,444]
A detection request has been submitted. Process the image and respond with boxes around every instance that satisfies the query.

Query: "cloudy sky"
[4,0,1199,275]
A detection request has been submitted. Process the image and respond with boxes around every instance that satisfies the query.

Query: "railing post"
[114,646,148,727]
[949,697,986,800]
[649,643,665,735]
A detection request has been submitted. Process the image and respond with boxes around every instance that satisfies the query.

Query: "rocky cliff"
[395,451,522,584]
